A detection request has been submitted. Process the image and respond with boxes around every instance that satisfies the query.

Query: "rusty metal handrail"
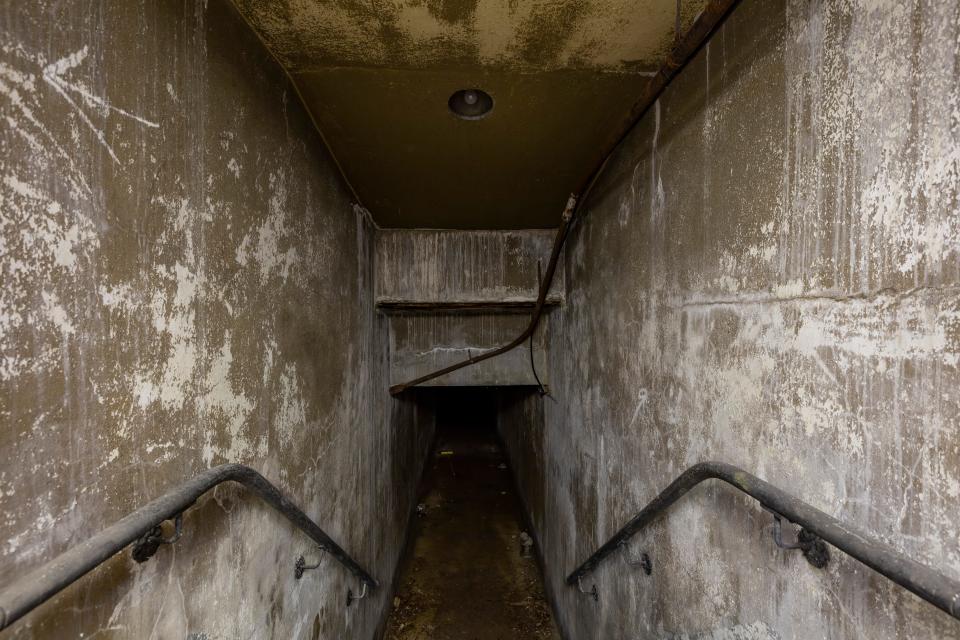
[0,464,377,632]
[566,461,960,621]
[388,0,740,395]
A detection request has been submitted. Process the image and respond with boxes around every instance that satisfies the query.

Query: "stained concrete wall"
[376,229,563,307]
[0,2,433,638]
[389,311,551,388]
[500,1,960,638]
[377,229,559,387]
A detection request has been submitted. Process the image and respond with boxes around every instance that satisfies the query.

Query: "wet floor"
[384,397,560,640]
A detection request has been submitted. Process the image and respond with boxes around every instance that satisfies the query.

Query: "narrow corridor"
[384,390,559,639]
[3,2,959,638]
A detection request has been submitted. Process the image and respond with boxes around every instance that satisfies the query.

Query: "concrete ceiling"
[233,0,705,229]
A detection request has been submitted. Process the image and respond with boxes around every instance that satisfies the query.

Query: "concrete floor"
[384,413,560,639]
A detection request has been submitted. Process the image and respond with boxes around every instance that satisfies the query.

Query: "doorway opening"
[384,387,559,639]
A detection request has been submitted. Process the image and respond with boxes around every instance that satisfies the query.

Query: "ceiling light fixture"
[448,89,493,120]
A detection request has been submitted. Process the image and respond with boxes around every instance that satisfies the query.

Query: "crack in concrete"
[672,284,960,309]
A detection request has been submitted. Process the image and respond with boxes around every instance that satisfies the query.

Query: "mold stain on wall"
[0,1,433,638]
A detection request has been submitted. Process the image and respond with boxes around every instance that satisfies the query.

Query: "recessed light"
[448,89,493,120]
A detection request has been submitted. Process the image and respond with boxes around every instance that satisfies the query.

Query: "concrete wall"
[0,2,433,638]
[500,1,960,638]
[377,229,560,387]
[389,311,551,388]
[376,229,563,307]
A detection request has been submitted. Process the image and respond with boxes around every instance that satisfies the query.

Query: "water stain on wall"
[0,1,434,637]
[499,0,960,638]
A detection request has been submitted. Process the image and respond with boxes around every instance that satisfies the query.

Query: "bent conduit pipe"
[0,464,377,632]
[566,461,960,622]
[388,0,741,395]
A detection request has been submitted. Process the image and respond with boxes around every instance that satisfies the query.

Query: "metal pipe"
[0,464,377,632]
[566,461,960,621]
[583,0,740,187]
[388,0,741,395]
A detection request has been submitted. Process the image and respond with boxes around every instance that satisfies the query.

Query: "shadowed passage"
[384,388,560,640]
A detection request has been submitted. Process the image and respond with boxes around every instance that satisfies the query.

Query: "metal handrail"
[566,461,960,621]
[0,464,377,631]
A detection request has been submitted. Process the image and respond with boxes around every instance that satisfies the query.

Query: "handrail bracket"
[295,546,328,579]
[131,512,185,563]
[576,577,599,602]
[618,540,652,575]
[765,507,830,569]
[347,582,368,607]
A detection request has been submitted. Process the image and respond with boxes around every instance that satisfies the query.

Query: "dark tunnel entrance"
[383,387,559,639]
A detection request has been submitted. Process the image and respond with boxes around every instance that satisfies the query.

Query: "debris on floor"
[519,531,534,558]
[384,425,560,639]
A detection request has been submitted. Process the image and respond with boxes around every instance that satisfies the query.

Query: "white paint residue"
[0,171,96,378]
[235,233,252,266]
[41,46,159,165]
[0,47,93,198]
[98,283,136,308]
[40,291,76,335]
[783,0,960,286]
[276,364,306,446]
[667,621,780,640]
[235,171,301,283]
[649,100,664,223]
[199,334,256,464]
[52,223,80,267]
[3,173,43,199]
[138,263,204,409]
[3,498,78,561]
